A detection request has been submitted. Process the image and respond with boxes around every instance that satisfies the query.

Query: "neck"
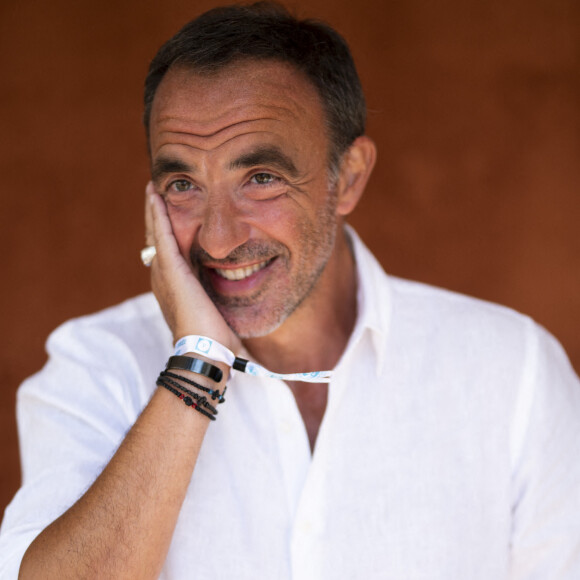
[242,226,358,374]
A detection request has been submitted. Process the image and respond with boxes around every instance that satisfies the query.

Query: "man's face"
[149,60,343,338]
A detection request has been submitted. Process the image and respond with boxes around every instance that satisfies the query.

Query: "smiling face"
[149,60,352,339]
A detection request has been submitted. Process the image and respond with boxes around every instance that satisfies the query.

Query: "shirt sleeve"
[0,319,150,579]
[509,324,580,579]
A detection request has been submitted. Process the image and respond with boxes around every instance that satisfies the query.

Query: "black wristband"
[166,355,223,383]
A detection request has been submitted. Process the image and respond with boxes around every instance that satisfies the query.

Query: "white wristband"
[174,335,333,383]
[175,335,235,365]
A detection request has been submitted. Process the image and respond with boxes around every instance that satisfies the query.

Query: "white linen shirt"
[2,228,580,579]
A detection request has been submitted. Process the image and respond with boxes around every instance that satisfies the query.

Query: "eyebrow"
[151,158,196,183]
[229,146,298,178]
[151,145,299,183]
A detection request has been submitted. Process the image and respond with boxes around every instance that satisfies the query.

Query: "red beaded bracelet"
[156,378,217,421]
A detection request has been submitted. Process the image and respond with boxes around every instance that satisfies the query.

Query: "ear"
[335,136,377,216]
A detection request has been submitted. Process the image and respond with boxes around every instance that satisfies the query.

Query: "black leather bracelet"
[166,355,223,383]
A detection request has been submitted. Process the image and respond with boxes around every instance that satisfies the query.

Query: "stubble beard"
[193,187,340,339]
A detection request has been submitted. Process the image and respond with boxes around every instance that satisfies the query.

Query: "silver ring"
[140,245,157,267]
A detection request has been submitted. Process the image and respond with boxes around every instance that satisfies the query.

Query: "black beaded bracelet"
[156,378,217,421]
[166,355,223,383]
[161,370,226,404]
[158,374,218,415]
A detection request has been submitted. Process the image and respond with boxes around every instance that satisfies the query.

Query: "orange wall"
[1,0,579,515]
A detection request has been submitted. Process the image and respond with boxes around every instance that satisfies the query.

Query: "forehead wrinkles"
[154,111,293,153]
[150,63,324,155]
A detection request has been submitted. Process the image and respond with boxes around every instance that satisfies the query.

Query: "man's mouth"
[213,258,273,281]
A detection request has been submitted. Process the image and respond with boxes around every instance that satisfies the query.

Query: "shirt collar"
[344,224,392,377]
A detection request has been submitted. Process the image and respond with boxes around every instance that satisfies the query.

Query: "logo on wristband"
[196,337,212,354]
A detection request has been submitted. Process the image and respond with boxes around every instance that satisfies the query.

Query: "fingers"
[144,182,155,247]
[149,185,176,259]
[147,182,177,257]
[145,182,184,270]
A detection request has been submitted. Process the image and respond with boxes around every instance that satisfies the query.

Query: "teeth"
[215,260,269,281]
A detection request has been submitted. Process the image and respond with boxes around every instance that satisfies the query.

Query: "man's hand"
[146,182,240,354]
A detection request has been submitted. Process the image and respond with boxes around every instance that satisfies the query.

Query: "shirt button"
[298,520,312,533]
[280,419,293,433]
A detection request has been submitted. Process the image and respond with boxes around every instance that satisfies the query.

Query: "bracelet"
[158,374,218,415]
[156,378,216,421]
[166,355,223,383]
[175,335,235,366]
[161,370,226,404]
[174,335,333,383]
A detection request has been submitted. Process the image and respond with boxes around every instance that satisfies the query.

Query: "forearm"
[18,378,216,580]
[18,182,239,578]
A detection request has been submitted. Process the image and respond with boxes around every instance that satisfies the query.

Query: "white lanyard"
[174,335,333,383]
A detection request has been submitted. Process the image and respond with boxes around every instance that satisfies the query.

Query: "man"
[1,3,579,578]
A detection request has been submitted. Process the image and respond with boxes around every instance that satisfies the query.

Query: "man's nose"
[196,195,250,260]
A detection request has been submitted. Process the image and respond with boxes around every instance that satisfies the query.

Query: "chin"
[221,305,291,340]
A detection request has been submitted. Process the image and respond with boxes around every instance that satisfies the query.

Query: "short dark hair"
[143,1,366,171]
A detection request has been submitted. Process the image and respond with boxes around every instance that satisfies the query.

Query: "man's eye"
[250,173,276,185]
[168,179,192,192]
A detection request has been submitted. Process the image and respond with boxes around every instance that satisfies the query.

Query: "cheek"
[247,197,319,240]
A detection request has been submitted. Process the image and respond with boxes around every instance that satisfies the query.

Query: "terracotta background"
[1,0,579,517]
